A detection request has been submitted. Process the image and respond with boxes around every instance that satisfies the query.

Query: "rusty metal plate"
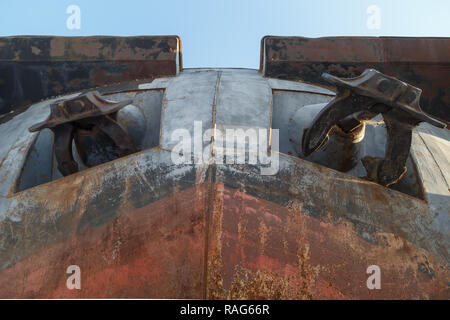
[0,149,448,299]
[0,184,208,298]
[261,36,450,124]
[0,36,182,115]
[206,184,448,299]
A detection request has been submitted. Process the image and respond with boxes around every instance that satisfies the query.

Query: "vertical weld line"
[267,79,274,152]
[203,71,221,299]
[158,88,167,146]
[211,71,221,156]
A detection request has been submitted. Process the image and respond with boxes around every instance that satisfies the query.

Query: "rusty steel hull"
[0,148,448,299]
[0,35,449,299]
[261,36,450,124]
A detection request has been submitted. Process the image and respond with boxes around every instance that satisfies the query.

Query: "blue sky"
[1,0,449,68]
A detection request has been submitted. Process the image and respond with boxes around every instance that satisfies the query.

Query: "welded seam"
[267,80,274,152]
[203,71,221,299]
[271,88,335,97]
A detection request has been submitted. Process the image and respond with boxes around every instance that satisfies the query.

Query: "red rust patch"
[0,184,208,299]
[206,185,449,300]
[1,183,448,299]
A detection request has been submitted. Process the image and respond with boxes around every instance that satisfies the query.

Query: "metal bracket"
[29,91,137,176]
[302,69,446,187]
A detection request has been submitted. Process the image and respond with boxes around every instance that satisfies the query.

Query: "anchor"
[29,91,137,176]
[302,69,446,187]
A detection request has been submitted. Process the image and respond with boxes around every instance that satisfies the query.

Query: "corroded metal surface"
[0,183,208,298]
[0,69,448,299]
[261,36,450,123]
[0,155,448,298]
[0,36,181,115]
[207,184,448,299]
[206,159,449,300]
